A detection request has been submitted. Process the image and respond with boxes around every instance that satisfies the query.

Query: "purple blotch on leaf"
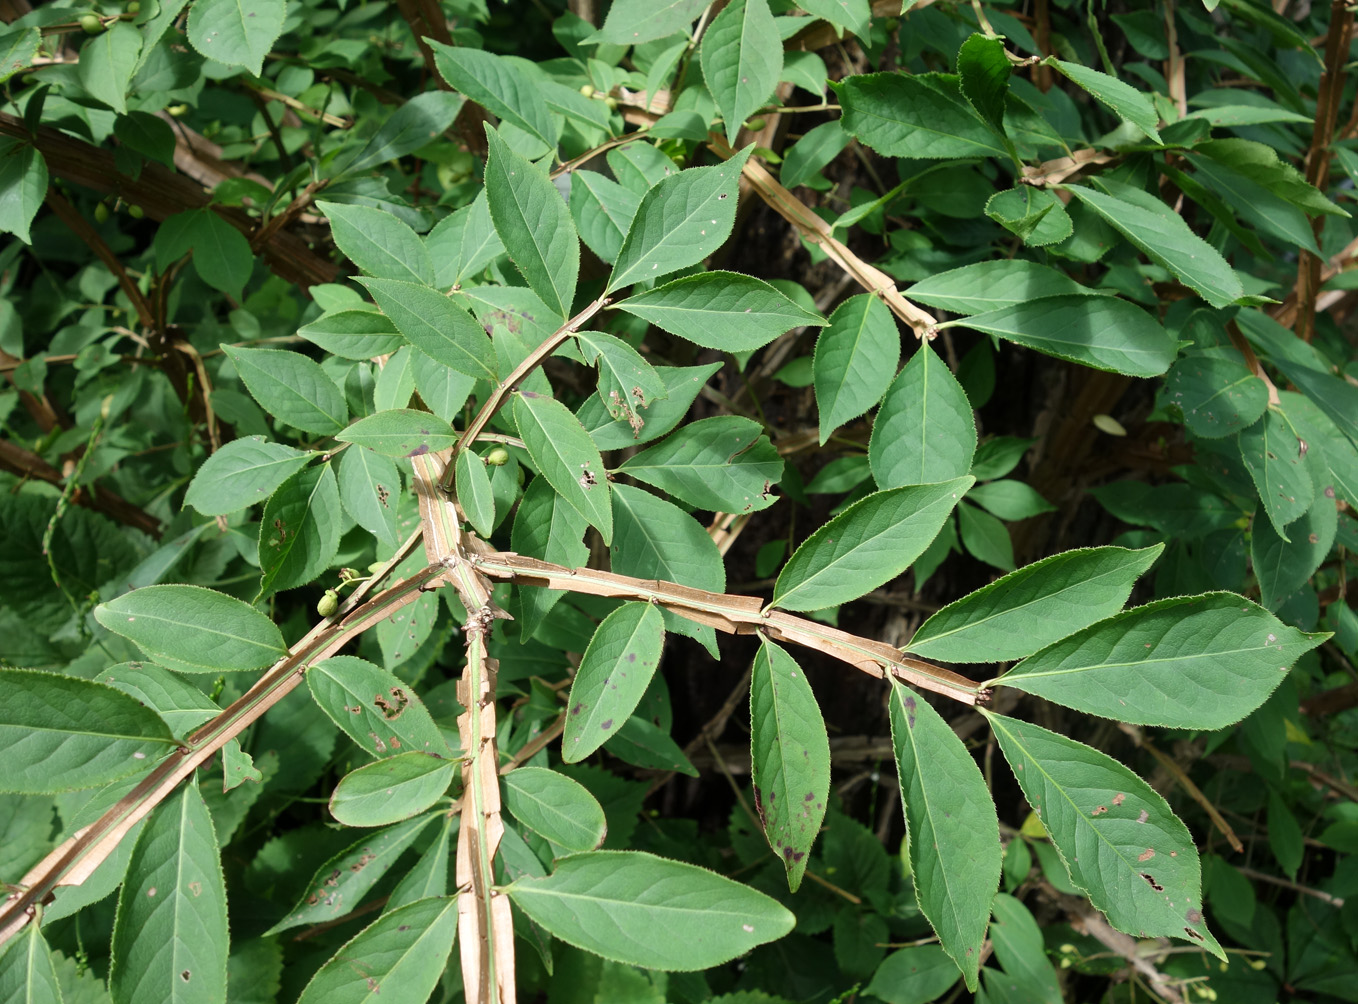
[601,719,613,729]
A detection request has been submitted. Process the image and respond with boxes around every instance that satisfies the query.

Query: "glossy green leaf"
[774,478,973,612]
[1186,154,1320,253]
[1281,390,1358,508]
[1047,59,1160,142]
[616,270,824,351]
[317,200,433,285]
[967,480,1055,521]
[329,752,456,827]
[454,448,496,538]
[700,0,782,144]
[906,260,1093,315]
[502,766,608,852]
[482,125,579,318]
[0,669,175,794]
[908,545,1163,663]
[989,894,1063,1004]
[985,712,1224,959]
[814,294,899,443]
[511,477,590,642]
[185,437,314,516]
[998,593,1327,728]
[749,638,829,892]
[1161,354,1269,439]
[223,345,347,437]
[507,850,795,970]
[1239,408,1314,539]
[580,362,722,450]
[294,897,458,1004]
[358,277,496,382]
[95,584,286,674]
[575,330,669,432]
[429,42,556,151]
[781,120,850,189]
[563,602,665,762]
[1271,358,1358,455]
[514,391,612,544]
[604,716,698,776]
[307,656,453,759]
[0,922,62,1004]
[297,309,405,361]
[0,142,46,244]
[154,208,254,301]
[1253,491,1337,611]
[336,446,401,548]
[958,500,1015,571]
[869,343,976,489]
[110,781,228,1004]
[889,679,1000,990]
[257,463,342,598]
[619,416,782,514]
[863,945,960,1004]
[570,170,641,265]
[588,0,708,44]
[606,148,751,293]
[1197,138,1345,217]
[832,72,1007,159]
[186,0,284,75]
[336,409,458,457]
[78,22,140,115]
[957,33,1009,133]
[338,91,465,175]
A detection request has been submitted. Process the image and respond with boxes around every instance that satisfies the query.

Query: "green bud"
[127,204,144,219]
[604,96,618,111]
[317,589,339,618]
[745,117,767,131]
[93,201,110,224]
[80,13,104,34]
[579,84,595,98]
[368,561,386,574]
[127,0,140,12]
[485,446,510,467]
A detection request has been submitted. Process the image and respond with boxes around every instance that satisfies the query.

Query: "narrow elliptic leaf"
[607,148,752,293]
[700,0,783,144]
[0,922,62,1004]
[110,781,228,1004]
[907,545,1164,664]
[358,277,497,382]
[336,409,458,458]
[906,260,1094,315]
[0,26,41,85]
[615,270,825,351]
[563,603,665,762]
[832,72,1008,159]
[588,0,708,44]
[454,448,496,538]
[186,0,284,75]
[506,851,796,970]
[864,945,960,1004]
[1253,492,1337,610]
[781,120,850,189]
[1239,409,1315,540]
[386,814,453,912]
[95,584,286,674]
[814,293,900,444]
[799,0,871,37]
[266,813,438,934]
[869,343,977,489]
[338,90,466,175]
[185,437,315,516]
[317,200,433,285]
[307,656,453,759]
[78,21,141,115]
[1281,390,1358,509]
[997,592,1327,729]
[570,170,641,265]
[222,345,347,437]
[428,42,556,150]
[1065,184,1245,308]
[502,766,608,852]
[772,477,974,612]
[294,897,458,1004]
[957,295,1177,378]
[483,125,579,318]
[604,717,698,776]
[1160,354,1269,439]
[257,463,342,598]
[297,308,405,361]
[750,639,830,892]
[575,330,669,433]
[0,142,46,244]
[618,415,783,514]
[101,662,222,739]
[1186,153,1320,253]
[513,391,613,544]
[336,446,401,548]
[985,712,1224,959]
[511,478,590,642]
[1047,59,1160,143]
[427,190,506,288]
[0,669,175,794]
[330,753,456,827]
[580,361,723,450]
[889,680,1001,992]
[957,32,1009,133]
[989,894,1063,1004]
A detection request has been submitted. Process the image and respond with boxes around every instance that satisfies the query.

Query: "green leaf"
[985,186,1073,247]
[700,0,783,144]
[1197,138,1347,218]
[1280,390,1358,508]
[0,669,175,794]
[257,462,342,598]
[101,662,222,739]
[604,717,698,776]
[0,142,47,245]
[514,391,613,544]
[506,850,795,970]
[429,42,557,151]
[781,120,850,189]
[863,945,960,1004]
[1065,183,1245,308]
[998,593,1326,728]
[454,448,496,538]
[502,766,608,852]
[358,277,497,382]
[266,813,437,935]
[0,26,41,84]
[308,655,452,760]
[512,477,590,642]
[1239,409,1314,540]
[338,91,465,175]
[330,753,456,827]
[336,446,402,548]
[985,712,1224,960]
[154,208,254,301]
[0,923,62,1004]
[427,191,506,288]
[958,501,1014,571]
[906,260,1094,315]
[185,437,315,517]
[294,897,458,1004]
[110,781,228,1004]
[967,480,1055,521]
[616,270,825,352]
[589,0,709,44]
[112,112,176,166]
[317,200,432,285]
[1253,491,1337,610]
[869,343,977,489]
[95,584,286,674]
[336,409,458,458]
[772,477,973,611]
[953,295,1176,378]
[581,362,723,450]
[297,309,405,361]
[957,33,1010,134]
[563,602,665,762]
[78,22,141,115]
[606,149,752,293]
[749,638,830,892]
[482,125,579,318]
[1160,354,1269,439]
[889,679,1000,992]
[1047,59,1161,143]
[908,545,1163,663]
[799,0,871,38]
[387,814,453,911]
[814,293,900,443]
[988,895,1063,1004]
[618,416,782,514]
[832,72,1007,159]
[223,345,347,437]
[1186,154,1320,254]
[1267,790,1303,879]
[575,330,669,433]
[570,170,641,266]
[186,0,284,75]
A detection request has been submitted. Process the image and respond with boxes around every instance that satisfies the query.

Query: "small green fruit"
[579,84,595,98]
[317,589,339,618]
[745,117,767,131]
[127,204,144,219]
[604,96,618,111]
[485,446,510,467]
[127,1,140,12]
[80,13,103,34]
[93,201,110,224]
[368,561,386,574]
